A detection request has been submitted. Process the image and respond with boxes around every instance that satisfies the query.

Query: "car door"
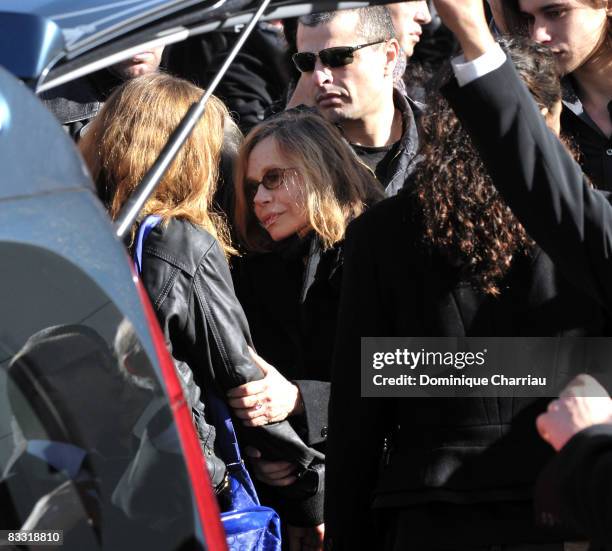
[0,62,224,551]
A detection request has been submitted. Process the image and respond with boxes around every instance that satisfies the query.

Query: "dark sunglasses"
[292,39,386,73]
[245,167,297,202]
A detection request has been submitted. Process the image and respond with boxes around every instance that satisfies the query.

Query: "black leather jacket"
[382,89,424,197]
[139,218,324,522]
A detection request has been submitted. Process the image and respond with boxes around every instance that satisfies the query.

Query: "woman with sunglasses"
[79,73,325,535]
[231,108,383,547]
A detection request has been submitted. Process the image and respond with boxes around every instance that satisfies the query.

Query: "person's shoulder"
[347,191,415,242]
[145,218,218,275]
[40,75,103,126]
[232,249,285,278]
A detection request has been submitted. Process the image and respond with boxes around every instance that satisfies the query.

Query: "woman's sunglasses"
[245,167,297,202]
[292,39,386,73]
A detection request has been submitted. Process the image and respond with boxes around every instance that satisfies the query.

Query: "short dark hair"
[298,6,396,43]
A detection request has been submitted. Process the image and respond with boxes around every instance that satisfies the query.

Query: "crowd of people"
[35,0,612,549]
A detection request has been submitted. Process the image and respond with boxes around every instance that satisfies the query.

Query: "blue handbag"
[206,390,282,551]
[133,215,282,551]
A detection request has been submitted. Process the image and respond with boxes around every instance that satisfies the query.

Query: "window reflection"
[0,244,203,550]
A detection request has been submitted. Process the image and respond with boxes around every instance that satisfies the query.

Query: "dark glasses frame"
[244,167,298,202]
[292,39,386,73]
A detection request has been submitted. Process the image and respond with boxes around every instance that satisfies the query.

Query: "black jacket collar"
[383,89,423,197]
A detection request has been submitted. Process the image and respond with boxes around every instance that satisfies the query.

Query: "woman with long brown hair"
[326,38,612,550]
[79,73,323,530]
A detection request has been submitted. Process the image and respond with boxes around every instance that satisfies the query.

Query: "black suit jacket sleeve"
[535,424,612,546]
[443,58,612,313]
[293,380,330,447]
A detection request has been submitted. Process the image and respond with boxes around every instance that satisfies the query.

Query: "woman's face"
[245,136,310,242]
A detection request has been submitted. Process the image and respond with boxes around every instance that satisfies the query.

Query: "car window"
[4,0,177,44]
[0,242,204,551]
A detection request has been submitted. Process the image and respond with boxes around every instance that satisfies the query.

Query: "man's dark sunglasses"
[292,39,386,73]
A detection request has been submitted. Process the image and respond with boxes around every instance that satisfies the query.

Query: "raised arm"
[433,0,612,312]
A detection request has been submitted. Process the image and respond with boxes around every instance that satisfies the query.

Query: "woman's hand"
[227,347,304,426]
[244,446,298,486]
[288,523,325,551]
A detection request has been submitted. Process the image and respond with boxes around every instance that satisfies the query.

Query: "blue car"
[0,0,334,548]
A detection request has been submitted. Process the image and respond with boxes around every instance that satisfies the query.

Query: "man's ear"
[383,38,400,77]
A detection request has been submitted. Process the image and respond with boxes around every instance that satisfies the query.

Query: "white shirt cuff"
[451,43,507,87]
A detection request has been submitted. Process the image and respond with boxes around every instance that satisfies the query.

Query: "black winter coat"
[536,424,612,549]
[232,235,343,449]
[445,57,612,316]
[441,55,612,549]
[140,219,324,522]
[380,90,423,197]
[325,190,612,548]
[232,235,342,524]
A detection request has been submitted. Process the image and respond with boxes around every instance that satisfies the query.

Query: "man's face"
[110,46,165,80]
[518,0,610,74]
[295,12,397,125]
[387,1,432,57]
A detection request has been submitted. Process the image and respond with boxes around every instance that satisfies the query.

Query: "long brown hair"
[80,72,237,256]
[414,38,563,295]
[234,109,383,252]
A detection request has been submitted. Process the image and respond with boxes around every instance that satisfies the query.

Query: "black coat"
[379,90,423,196]
[536,424,612,549]
[325,154,611,547]
[232,235,343,449]
[445,57,612,315]
[140,219,324,523]
[166,23,291,134]
[40,70,122,139]
[232,236,342,525]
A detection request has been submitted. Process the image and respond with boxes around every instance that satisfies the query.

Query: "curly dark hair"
[413,38,563,296]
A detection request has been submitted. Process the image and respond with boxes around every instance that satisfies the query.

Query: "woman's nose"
[253,184,272,205]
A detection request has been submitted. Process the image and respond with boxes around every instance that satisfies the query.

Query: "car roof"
[1,0,372,93]
[3,0,184,48]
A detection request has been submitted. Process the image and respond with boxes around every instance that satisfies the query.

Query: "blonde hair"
[234,109,383,252]
[80,72,238,256]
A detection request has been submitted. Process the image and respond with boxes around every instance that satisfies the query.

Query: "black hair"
[298,6,396,43]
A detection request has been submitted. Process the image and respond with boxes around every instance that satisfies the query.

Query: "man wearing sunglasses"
[288,7,422,196]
